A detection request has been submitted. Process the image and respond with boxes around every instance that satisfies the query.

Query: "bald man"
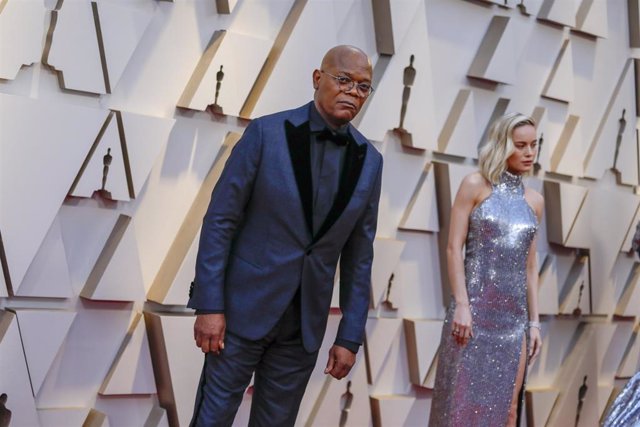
[187,45,382,426]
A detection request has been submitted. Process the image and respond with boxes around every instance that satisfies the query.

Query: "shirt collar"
[309,102,350,135]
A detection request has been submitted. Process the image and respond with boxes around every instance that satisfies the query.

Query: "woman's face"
[507,124,537,174]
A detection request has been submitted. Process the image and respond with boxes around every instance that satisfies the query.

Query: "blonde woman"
[429,113,544,427]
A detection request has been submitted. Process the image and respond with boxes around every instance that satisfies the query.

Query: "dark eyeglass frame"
[320,70,374,97]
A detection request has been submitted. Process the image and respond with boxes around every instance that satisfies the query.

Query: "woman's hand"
[528,326,542,365]
[452,302,473,345]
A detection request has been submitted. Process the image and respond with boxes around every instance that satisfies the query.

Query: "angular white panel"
[0,0,46,79]
[371,238,406,308]
[0,94,108,295]
[39,408,91,427]
[467,16,517,85]
[46,1,106,94]
[598,322,635,385]
[404,319,443,386]
[16,215,73,298]
[95,1,156,92]
[551,115,583,176]
[617,332,640,378]
[365,318,402,384]
[621,207,640,252]
[100,314,155,395]
[537,0,578,27]
[81,215,145,302]
[305,353,369,427]
[526,388,559,427]
[163,230,199,306]
[398,164,439,233]
[179,31,272,117]
[584,60,637,185]
[357,0,437,150]
[437,89,478,158]
[36,307,133,408]
[119,111,175,198]
[565,187,640,313]
[559,183,588,244]
[575,0,608,38]
[14,309,76,396]
[370,394,415,427]
[541,39,574,103]
[216,0,239,14]
[70,113,130,201]
[0,311,39,426]
[537,254,560,314]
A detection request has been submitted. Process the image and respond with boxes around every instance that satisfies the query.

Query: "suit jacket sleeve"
[187,119,264,311]
[337,154,383,345]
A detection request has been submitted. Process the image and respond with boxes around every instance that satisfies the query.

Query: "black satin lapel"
[285,120,313,236]
[313,140,367,243]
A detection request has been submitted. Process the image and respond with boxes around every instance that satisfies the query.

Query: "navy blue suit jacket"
[187,102,383,353]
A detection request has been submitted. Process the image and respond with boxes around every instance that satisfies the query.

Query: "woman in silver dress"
[429,112,544,427]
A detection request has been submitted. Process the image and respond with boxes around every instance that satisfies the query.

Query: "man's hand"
[324,345,356,380]
[194,313,226,354]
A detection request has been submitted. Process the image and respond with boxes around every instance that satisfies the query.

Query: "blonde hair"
[478,112,536,184]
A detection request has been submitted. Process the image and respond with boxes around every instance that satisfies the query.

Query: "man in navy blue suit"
[187,45,383,426]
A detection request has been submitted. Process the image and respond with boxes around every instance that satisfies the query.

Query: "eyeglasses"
[320,70,374,97]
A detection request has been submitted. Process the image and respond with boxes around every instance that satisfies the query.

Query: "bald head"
[320,45,372,73]
[312,45,373,128]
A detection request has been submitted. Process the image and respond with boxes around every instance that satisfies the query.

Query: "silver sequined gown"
[429,171,538,427]
[602,371,640,427]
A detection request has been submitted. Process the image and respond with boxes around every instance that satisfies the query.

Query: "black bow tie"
[317,127,350,146]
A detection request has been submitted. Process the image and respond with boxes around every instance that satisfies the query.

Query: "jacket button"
[306,249,312,255]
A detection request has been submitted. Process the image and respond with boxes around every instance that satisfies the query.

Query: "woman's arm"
[525,189,544,363]
[447,173,490,345]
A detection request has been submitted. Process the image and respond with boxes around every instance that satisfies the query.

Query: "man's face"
[312,52,372,128]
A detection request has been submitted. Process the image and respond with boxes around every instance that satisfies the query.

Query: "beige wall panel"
[547,326,599,427]
[94,397,159,427]
[621,206,640,252]
[106,1,223,118]
[46,1,106,94]
[436,89,479,158]
[357,0,436,150]
[365,318,403,387]
[178,31,272,116]
[216,0,239,14]
[36,307,133,408]
[0,311,40,426]
[597,321,635,386]
[375,135,428,238]
[541,39,574,103]
[0,94,108,295]
[394,232,444,320]
[251,0,377,119]
[537,0,578,27]
[526,388,559,427]
[96,1,156,92]
[371,238,405,308]
[398,163,438,233]
[617,330,640,378]
[615,261,640,316]
[84,408,110,427]
[70,113,130,201]
[564,186,640,313]
[467,16,517,85]
[16,215,73,298]
[14,309,76,396]
[537,254,560,315]
[543,180,588,245]
[130,118,240,290]
[370,394,415,427]
[38,408,91,427]
[558,254,589,315]
[81,215,145,302]
[574,0,608,38]
[119,111,175,198]
[584,60,637,184]
[160,229,199,306]
[403,319,442,387]
[0,0,46,80]
[551,115,584,176]
[59,205,120,296]
[305,355,369,427]
[100,313,155,395]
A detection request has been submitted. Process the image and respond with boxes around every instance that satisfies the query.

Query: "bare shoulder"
[524,187,544,219]
[459,172,491,198]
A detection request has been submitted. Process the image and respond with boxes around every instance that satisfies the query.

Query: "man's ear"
[312,69,321,90]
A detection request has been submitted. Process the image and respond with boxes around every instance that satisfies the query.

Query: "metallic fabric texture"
[429,171,538,427]
[602,371,640,427]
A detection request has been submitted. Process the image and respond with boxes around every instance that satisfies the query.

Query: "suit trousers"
[190,299,320,427]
